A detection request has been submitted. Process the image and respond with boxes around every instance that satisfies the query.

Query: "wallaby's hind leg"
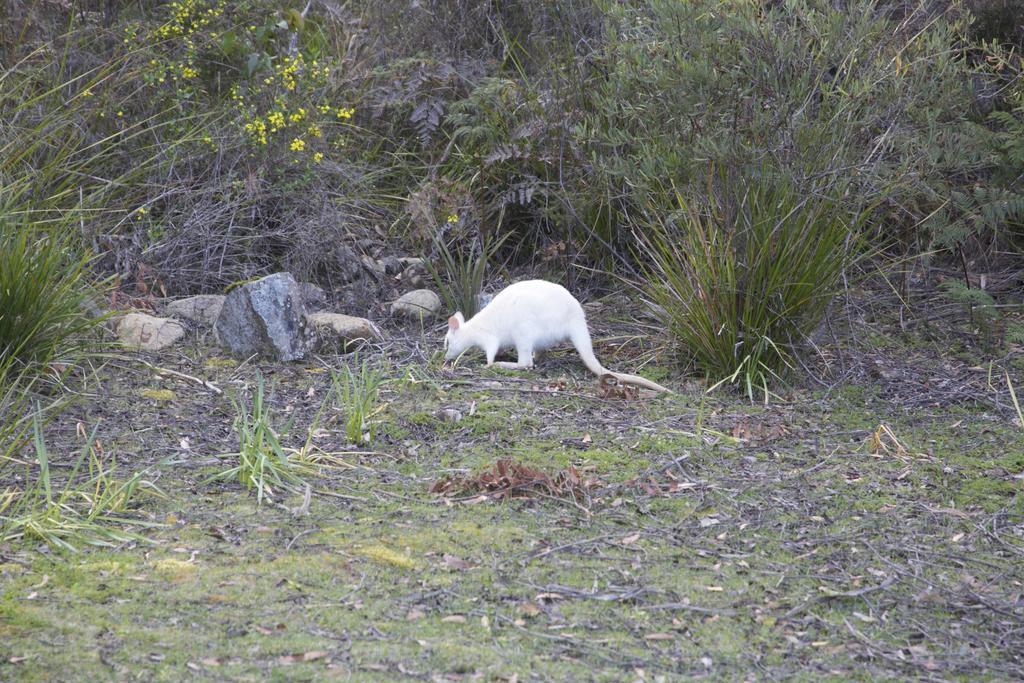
[515,345,534,368]
[489,345,534,370]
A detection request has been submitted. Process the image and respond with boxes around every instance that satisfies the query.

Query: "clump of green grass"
[0,222,105,369]
[638,173,863,399]
[0,413,160,552]
[331,357,386,445]
[425,228,507,320]
[213,374,309,504]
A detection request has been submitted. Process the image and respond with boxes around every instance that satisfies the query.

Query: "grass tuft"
[425,230,507,320]
[0,222,106,369]
[638,173,863,398]
[332,358,386,446]
[212,373,309,504]
[0,412,160,552]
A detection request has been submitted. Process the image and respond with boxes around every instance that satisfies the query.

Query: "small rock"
[165,295,225,327]
[391,289,442,320]
[329,244,364,285]
[299,282,328,312]
[306,312,382,352]
[213,272,309,361]
[378,256,403,276]
[436,408,463,423]
[398,257,428,287]
[116,313,186,351]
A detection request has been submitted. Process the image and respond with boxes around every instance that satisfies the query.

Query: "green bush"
[638,172,864,397]
[578,0,1011,260]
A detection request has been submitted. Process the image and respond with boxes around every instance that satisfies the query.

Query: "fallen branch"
[138,359,223,395]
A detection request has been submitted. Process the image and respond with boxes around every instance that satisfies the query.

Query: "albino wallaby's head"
[443,312,468,360]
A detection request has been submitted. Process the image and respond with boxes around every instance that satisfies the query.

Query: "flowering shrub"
[125,0,353,166]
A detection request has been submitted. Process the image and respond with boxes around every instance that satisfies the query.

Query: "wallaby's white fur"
[444,280,670,393]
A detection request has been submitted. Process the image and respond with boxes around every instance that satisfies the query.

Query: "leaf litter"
[430,458,603,502]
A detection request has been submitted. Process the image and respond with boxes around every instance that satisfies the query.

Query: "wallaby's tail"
[606,371,671,393]
[570,326,671,393]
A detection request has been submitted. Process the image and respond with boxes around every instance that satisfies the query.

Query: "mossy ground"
[1,313,1023,681]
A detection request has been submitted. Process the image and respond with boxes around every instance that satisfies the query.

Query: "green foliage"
[938,278,1020,350]
[213,374,308,504]
[332,359,386,446]
[639,172,862,398]
[0,223,105,369]
[940,279,1000,320]
[577,0,1009,256]
[0,413,159,552]
[425,223,508,320]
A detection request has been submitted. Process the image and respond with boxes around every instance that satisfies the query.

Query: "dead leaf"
[598,374,640,400]
[519,602,542,617]
[278,651,328,664]
[442,554,474,571]
[200,657,223,666]
[430,458,602,501]
[644,632,674,641]
[442,615,466,623]
[621,532,641,545]
[406,609,425,621]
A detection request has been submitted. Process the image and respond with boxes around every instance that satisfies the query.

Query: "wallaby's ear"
[448,314,462,330]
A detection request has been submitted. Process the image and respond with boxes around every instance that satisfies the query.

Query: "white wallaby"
[443,280,670,393]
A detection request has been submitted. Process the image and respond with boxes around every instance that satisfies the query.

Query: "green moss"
[139,388,177,401]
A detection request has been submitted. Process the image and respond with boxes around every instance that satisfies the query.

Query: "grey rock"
[397,257,428,288]
[398,257,424,269]
[378,256,403,276]
[116,313,186,351]
[214,272,309,361]
[329,244,364,285]
[165,295,225,327]
[306,312,381,352]
[390,289,442,320]
[299,282,328,311]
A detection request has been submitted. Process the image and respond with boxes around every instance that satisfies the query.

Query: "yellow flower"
[290,138,305,152]
[312,152,324,163]
[447,214,459,224]
[135,207,148,215]
[336,107,354,120]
